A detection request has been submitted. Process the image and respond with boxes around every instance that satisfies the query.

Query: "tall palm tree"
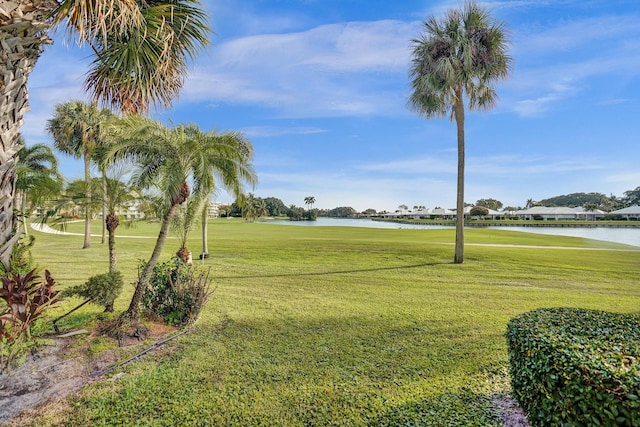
[304,196,316,212]
[200,132,256,259]
[408,1,511,263]
[0,0,209,268]
[107,116,257,321]
[46,101,115,248]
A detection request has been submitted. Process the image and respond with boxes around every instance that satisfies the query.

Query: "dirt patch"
[493,394,530,427]
[0,336,88,424]
[0,322,178,425]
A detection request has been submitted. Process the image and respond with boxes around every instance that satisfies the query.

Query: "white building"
[609,205,640,220]
[514,206,604,221]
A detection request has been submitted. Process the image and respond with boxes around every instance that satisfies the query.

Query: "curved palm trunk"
[122,202,180,321]
[453,93,465,264]
[83,152,92,248]
[0,5,51,268]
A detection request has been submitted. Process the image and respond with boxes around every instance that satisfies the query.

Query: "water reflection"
[263,218,640,247]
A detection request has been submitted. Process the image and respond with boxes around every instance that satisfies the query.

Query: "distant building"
[513,206,604,221]
[609,205,640,220]
[207,202,231,217]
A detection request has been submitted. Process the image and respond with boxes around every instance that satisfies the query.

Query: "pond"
[262,218,640,247]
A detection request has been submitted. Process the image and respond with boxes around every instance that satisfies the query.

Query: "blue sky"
[22,0,640,212]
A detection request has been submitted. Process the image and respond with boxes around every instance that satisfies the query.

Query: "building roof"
[609,205,640,215]
[516,206,604,215]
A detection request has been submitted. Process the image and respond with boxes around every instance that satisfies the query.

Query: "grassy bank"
[21,220,640,425]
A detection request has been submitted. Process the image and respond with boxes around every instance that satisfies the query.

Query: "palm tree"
[97,166,139,273]
[46,101,115,248]
[408,1,511,263]
[304,196,316,212]
[0,0,209,268]
[15,138,64,235]
[106,116,257,321]
[199,132,256,260]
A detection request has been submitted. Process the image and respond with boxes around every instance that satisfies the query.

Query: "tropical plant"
[172,196,205,264]
[0,269,61,372]
[46,101,115,248]
[97,171,139,272]
[106,117,256,321]
[0,0,209,268]
[15,137,64,236]
[408,1,511,263]
[141,257,213,326]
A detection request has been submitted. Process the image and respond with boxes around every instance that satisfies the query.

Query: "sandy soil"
[0,336,91,425]
[0,322,177,425]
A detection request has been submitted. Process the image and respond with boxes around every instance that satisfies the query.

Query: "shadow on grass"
[216,261,452,280]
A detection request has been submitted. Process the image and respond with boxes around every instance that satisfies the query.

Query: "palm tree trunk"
[121,202,180,321]
[101,170,107,244]
[0,6,51,268]
[200,200,209,258]
[21,191,29,237]
[453,95,465,264]
[83,152,92,248]
[108,228,117,272]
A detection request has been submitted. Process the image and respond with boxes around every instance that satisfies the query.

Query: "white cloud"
[242,126,327,138]
[182,19,419,118]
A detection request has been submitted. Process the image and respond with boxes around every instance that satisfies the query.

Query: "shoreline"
[371,218,640,228]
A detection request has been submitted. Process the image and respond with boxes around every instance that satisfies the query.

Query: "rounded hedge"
[506,308,640,426]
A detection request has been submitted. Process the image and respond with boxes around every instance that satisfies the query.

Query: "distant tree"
[362,208,377,216]
[470,206,489,218]
[475,198,503,211]
[582,203,598,211]
[286,204,305,220]
[218,204,232,218]
[328,207,357,218]
[264,197,288,216]
[525,199,535,209]
[304,196,316,211]
[398,204,408,212]
[600,194,622,212]
[623,186,640,207]
[409,1,510,263]
[539,192,607,208]
[502,206,520,212]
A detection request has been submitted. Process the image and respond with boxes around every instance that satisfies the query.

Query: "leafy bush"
[141,258,213,326]
[506,308,640,426]
[1,269,61,372]
[62,271,124,312]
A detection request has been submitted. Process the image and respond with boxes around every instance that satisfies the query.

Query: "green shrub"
[141,257,213,326]
[63,271,124,312]
[506,308,640,426]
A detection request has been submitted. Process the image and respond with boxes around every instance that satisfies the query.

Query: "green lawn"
[22,220,640,426]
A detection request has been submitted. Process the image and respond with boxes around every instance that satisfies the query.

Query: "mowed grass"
[23,220,640,426]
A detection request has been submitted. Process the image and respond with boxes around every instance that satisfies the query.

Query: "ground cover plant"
[12,220,640,425]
